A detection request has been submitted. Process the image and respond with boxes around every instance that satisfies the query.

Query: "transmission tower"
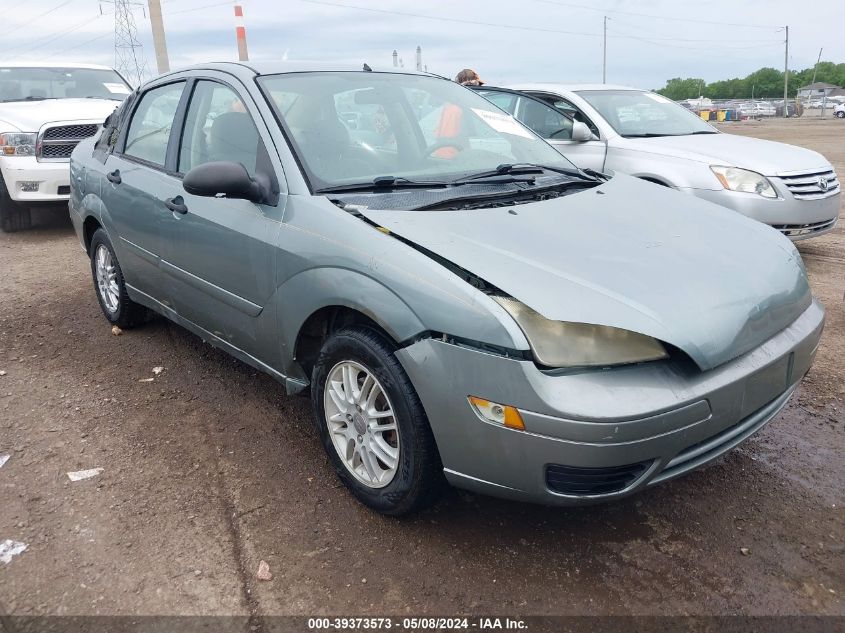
[108,0,147,87]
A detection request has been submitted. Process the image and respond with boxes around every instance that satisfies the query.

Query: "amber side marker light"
[468,396,525,431]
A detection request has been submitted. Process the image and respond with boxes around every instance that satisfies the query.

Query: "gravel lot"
[0,117,842,619]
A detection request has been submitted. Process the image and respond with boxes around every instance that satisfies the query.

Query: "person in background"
[431,69,486,158]
[455,68,484,86]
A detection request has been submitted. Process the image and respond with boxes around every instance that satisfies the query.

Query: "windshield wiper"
[451,163,596,186]
[689,130,718,135]
[0,96,59,103]
[621,132,680,138]
[315,176,449,194]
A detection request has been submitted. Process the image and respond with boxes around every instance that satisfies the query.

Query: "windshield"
[576,89,716,137]
[258,72,577,191]
[0,67,131,103]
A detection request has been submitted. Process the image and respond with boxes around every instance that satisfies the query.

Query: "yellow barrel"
[699,110,710,121]
[716,110,727,121]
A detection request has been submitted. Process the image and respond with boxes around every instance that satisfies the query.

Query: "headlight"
[492,296,667,368]
[0,132,37,156]
[710,165,776,198]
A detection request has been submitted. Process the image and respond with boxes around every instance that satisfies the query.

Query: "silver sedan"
[477,84,840,241]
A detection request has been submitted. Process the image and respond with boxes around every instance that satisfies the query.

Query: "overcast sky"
[4,0,844,88]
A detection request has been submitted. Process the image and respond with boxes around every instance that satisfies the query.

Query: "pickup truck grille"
[778,168,840,200]
[37,123,100,162]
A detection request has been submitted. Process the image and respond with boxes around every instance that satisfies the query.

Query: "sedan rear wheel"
[89,228,148,328]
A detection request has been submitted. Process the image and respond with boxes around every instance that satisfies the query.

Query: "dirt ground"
[0,117,842,620]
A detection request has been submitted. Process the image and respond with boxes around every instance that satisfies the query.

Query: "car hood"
[359,174,811,370]
[618,132,831,176]
[0,98,119,132]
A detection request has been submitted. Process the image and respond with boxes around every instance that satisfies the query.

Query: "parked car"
[476,84,840,241]
[70,63,824,514]
[834,103,845,118]
[0,62,131,232]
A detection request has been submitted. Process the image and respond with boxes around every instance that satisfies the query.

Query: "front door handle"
[164,195,188,214]
[106,169,121,184]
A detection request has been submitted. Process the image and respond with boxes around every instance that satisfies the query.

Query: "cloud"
[4,0,844,88]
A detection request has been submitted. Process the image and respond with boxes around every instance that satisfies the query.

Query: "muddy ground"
[0,117,842,619]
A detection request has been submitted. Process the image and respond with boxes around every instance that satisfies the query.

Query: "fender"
[275,267,427,381]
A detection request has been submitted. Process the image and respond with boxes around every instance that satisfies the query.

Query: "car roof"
[503,83,642,93]
[0,61,117,70]
[166,60,437,82]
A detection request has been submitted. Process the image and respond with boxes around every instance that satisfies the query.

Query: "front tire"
[0,173,32,233]
[89,228,148,328]
[836,111,845,118]
[311,326,443,515]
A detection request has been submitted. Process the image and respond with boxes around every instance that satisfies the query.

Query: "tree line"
[655,62,845,100]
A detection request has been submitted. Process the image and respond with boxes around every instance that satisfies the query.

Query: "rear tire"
[0,173,32,233]
[836,111,845,119]
[89,228,148,328]
[311,326,444,515]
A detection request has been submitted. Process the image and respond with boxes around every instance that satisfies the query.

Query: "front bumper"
[397,299,824,505]
[684,185,840,242]
[0,156,71,202]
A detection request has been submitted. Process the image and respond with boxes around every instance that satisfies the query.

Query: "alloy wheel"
[323,360,400,488]
[95,244,120,314]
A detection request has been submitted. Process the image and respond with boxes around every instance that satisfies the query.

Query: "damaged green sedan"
[69,62,824,514]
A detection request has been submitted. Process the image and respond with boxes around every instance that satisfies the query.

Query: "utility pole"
[147,0,169,73]
[602,16,607,84]
[782,25,789,118]
[810,47,823,87]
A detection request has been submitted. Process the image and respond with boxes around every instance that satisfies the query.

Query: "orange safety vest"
[434,103,463,158]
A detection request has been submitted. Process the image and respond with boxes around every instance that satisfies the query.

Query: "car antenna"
[363,63,372,72]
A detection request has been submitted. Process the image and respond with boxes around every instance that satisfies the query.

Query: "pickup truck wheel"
[311,326,443,515]
[0,173,32,233]
[89,228,148,328]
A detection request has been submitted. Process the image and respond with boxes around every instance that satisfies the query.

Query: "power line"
[299,0,614,39]
[7,0,78,34]
[528,0,780,30]
[7,14,105,59]
[164,0,237,15]
[606,27,782,52]
[300,0,784,45]
[44,32,113,59]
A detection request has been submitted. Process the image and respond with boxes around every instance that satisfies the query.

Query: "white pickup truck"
[0,62,131,231]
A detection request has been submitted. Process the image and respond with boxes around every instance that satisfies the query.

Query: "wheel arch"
[276,267,428,383]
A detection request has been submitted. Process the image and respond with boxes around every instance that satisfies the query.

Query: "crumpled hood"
[0,98,118,132]
[621,132,832,176]
[360,174,811,370]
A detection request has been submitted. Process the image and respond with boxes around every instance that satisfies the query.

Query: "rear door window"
[123,82,185,166]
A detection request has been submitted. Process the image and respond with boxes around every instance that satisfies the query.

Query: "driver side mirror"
[183,161,265,203]
[572,121,593,142]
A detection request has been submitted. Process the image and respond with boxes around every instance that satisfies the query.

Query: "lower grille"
[57,185,70,195]
[778,168,839,200]
[546,461,652,496]
[771,217,838,238]
[652,385,795,485]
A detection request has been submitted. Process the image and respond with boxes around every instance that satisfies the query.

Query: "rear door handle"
[164,195,188,214]
[106,169,121,184]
